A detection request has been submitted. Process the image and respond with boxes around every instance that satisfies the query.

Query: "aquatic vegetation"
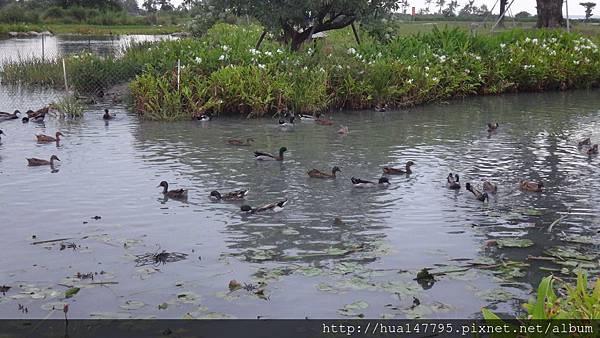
[54,95,83,118]
[483,271,600,319]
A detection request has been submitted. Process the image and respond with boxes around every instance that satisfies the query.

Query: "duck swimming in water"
[578,137,591,148]
[157,181,188,199]
[351,177,390,187]
[587,144,598,156]
[520,180,543,192]
[103,109,115,120]
[447,173,461,189]
[0,110,20,121]
[482,180,497,194]
[383,161,415,175]
[210,189,249,201]
[36,131,64,143]
[0,129,5,141]
[227,138,254,146]
[307,166,341,179]
[197,113,212,121]
[241,199,288,214]
[487,122,499,132]
[465,183,489,202]
[337,125,349,135]
[27,155,60,166]
[254,147,287,161]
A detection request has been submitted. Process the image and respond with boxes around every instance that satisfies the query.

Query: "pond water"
[0,90,599,319]
[0,34,175,65]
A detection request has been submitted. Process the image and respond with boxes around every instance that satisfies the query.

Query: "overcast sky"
[161,1,591,17]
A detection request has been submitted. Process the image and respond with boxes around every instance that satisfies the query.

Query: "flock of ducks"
[2,107,597,212]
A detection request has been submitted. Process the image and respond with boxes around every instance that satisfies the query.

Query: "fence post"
[177,59,181,91]
[41,35,45,61]
[62,58,68,92]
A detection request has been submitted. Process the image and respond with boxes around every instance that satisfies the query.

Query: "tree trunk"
[498,0,507,27]
[536,0,565,28]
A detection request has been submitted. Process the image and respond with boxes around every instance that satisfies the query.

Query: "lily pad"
[174,292,200,304]
[65,287,80,299]
[561,234,597,245]
[158,302,169,310]
[120,300,145,310]
[545,247,596,261]
[495,238,534,248]
[296,266,323,277]
[476,288,514,302]
[523,208,543,216]
[338,300,368,317]
[41,302,67,311]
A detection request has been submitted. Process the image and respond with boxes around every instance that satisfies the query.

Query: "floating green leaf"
[120,300,145,310]
[65,287,80,299]
[338,300,368,317]
[495,238,534,248]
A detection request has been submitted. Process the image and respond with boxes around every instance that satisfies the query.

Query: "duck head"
[465,182,473,191]
[157,181,168,188]
[0,130,4,135]
[22,117,29,123]
[56,132,65,138]
[14,110,21,116]
[50,155,60,162]
[406,161,415,167]
[332,166,341,174]
[278,118,285,125]
[246,138,255,143]
[241,205,253,212]
[279,147,287,154]
[210,191,222,199]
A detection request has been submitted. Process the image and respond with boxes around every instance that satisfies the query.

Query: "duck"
[26,109,45,122]
[337,125,349,135]
[197,113,212,121]
[487,122,499,132]
[36,131,64,143]
[578,137,591,148]
[374,104,387,112]
[102,109,115,120]
[241,199,288,214]
[297,113,318,122]
[278,115,295,128]
[210,189,249,201]
[482,181,497,194]
[307,166,341,179]
[157,181,188,199]
[227,138,254,146]
[27,155,60,166]
[0,129,4,141]
[447,173,461,189]
[465,183,489,202]
[0,110,20,121]
[316,115,334,125]
[520,180,543,192]
[254,147,287,161]
[351,177,390,187]
[383,161,415,175]
[587,144,598,156]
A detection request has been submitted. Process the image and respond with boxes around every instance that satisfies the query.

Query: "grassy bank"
[3,23,600,120]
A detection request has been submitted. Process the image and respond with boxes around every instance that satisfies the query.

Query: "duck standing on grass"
[210,190,249,201]
[27,155,60,166]
[465,183,489,202]
[307,166,341,179]
[254,147,287,161]
[241,199,288,214]
[383,161,415,175]
[103,109,115,120]
[36,132,64,143]
[447,173,461,189]
[520,180,543,192]
[351,177,390,187]
[157,181,188,199]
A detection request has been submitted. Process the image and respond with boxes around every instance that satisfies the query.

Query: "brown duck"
[158,181,188,199]
[36,132,64,143]
[587,144,598,156]
[520,180,543,192]
[227,138,254,146]
[383,161,415,175]
[210,189,249,201]
[487,122,499,132]
[27,107,48,121]
[482,181,497,194]
[307,166,341,179]
[465,183,489,202]
[27,155,60,166]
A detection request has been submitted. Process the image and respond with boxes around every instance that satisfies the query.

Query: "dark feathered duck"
[0,110,20,121]
[241,199,288,214]
[36,131,64,143]
[103,109,115,120]
[447,173,461,189]
[0,129,5,141]
[520,180,543,192]
[383,161,415,175]
[157,181,188,199]
[307,166,341,179]
[578,137,591,148]
[27,107,47,122]
[210,189,249,201]
[27,155,60,166]
[587,144,598,156]
[487,122,499,132]
[466,183,489,202]
[254,147,287,161]
[351,177,390,187]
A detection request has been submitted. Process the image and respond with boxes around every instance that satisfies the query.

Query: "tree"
[424,0,432,14]
[142,0,157,12]
[208,0,399,51]
[536,0,564,27]
[400,0,409,14]
[436,0,445,14]
[498,0,508,26]
[473,4,491,16]
[515,11,532,19]
[459,0,475,16]
[580,2,596,21]
[442,0,458,17]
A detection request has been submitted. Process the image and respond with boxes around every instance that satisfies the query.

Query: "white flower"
[407,65,412,70]
[195,57,202,64]
[573,60,580,65]
[377,52,382,58]
[249,48,259,55]
[407,79,414,84]
[218,55,225,61]
[222,45,230,51]
[319,67,325,72]
[424,66,430,71]
[465,69,470,74]
[532,38,538,44]
[276,48,283,54]
[336,64,342,70]
[258,64,265,69]
[264,51,272,57]
[500,43,506,49]
[432,77,438,82]
[347,48,356,55]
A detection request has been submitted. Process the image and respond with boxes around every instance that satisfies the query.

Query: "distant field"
[0,23,184,36]
[393,20,600,36]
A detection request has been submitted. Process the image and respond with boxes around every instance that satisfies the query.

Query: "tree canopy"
[204,0,399,50]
